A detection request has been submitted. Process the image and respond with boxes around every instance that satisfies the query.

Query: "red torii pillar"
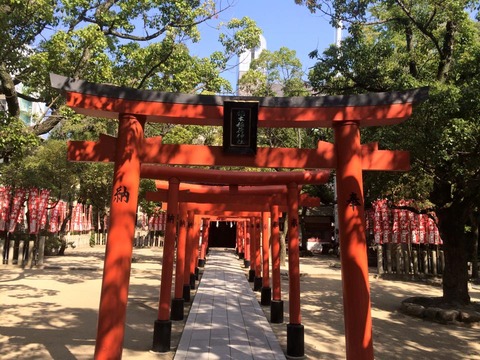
[270,204,283,323]
[198,219,209,267]
[236,222,244,257]
[244,220,251,268]
[261,211,271,306]
[94,114,145,360]
[171,202,188,321]
[334,122,373,359]
[183,209,196,298]
[248,217,256,282]
[286,182,303,357]
[152,177,179,352]
[253,217,263,292]
[192,214,201,281]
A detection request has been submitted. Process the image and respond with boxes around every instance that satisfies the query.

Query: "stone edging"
[400,297,480,325]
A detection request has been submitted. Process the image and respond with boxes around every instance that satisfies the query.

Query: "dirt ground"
[1,246,479,359]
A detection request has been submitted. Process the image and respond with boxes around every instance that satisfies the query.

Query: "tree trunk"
[57,202,74,256]
[471,214,479,279]
[0,62,20,117]
[437,206,470,305]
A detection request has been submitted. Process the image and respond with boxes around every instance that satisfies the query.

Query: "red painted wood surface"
[174,203,188,299]
[94,114,145,360]
[271,205,281,301]
[287,183,301,325]
[157,178,179,321]
[184,210,195,286]
[335,122,374,359]
[262,212,271,288]
[64,90,415,127]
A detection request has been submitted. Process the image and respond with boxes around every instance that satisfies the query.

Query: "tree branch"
[137,44,175,89]
[0,62,20,117]
[395,0,443,56]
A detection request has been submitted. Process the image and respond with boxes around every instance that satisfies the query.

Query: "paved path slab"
[174,249,286,360]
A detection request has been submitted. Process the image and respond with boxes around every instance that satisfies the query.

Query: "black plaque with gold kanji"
[223,101,258,155]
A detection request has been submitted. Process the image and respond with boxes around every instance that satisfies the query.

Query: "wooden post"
[286,182,304,358]
[198,219,208,267]
[192,215,201,281]
[254,217,263,291]
[403,248,410,274]
[248,218,256,282]
[184,210,195,296]
[270,205,283,323]
[422,249,428,274]
[237,222,244,258]
[334,121,374,360]
[261,212,271,305]
[94,114,145,360]
[152,177,179,352]
[377,244,383,275]
[431,249,438,276]
[244,220,251,268]
[172,202,188,320]
[386,243,392,273]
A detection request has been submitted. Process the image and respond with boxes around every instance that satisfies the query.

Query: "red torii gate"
[51,73,427,360]
[143,168,326,352]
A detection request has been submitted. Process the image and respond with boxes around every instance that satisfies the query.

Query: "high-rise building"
[236,34,267,95]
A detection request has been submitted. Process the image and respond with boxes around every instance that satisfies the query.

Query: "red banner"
[72,203,83,232]
[370,199,443,246]
[28,188,39,234]
[418,214,427,244]
[88,205,93,231]
[8,188,26,233]
[391,209,400,243]
[49,201,61,233]
[409,211,419,244]
[28,188,50,234]
[37,189,50,233]
[373,199,390,244]
[0,186,11,231]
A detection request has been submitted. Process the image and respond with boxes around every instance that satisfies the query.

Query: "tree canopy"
[0,0,261,163]
[296,0,480,304]
[0,0,265,226]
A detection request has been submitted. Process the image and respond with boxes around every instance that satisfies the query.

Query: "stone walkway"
[174,249,285,360]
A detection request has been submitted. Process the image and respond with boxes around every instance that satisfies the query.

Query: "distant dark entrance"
[208,221,237,248]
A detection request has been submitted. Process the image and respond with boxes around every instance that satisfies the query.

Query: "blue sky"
[188,0,337,90]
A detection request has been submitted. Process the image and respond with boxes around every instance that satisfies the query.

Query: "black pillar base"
[190,273,196,290]
[238,252,245,259]
[244,259,250,268]
[183,285,191,303]
[198,258,206,268]
[260,287,271,306]
[170,298,184,321]
[248,269,255,282]
[152,319,172,353]
[195,267,199,280]
[253,276,263,292]
[271,300,284,323]
[287,323,305,358]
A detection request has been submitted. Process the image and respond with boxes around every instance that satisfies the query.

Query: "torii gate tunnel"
[51,74,428,360]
